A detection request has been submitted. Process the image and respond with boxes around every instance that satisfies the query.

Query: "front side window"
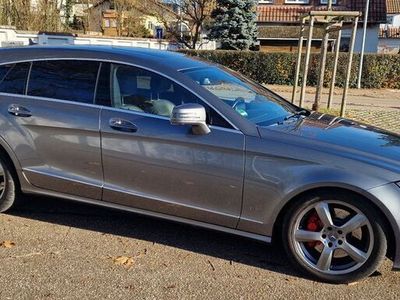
[110,64,231,128]
[0,62,30,95]
[181,67,298,127]
[28,60,100,104]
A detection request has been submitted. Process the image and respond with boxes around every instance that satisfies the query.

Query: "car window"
[181,67,298,127]
[110,64,232,128]
[28,60,100,104]
[0,62,31,95]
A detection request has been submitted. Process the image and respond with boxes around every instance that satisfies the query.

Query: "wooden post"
[340,17,359,117]
[328,22,343,109]
[292,18,306,104]
[299,16,314,108]
[313,28,329,111]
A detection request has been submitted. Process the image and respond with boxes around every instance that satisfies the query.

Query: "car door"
[99,63,245,228]
[0,60,103,199]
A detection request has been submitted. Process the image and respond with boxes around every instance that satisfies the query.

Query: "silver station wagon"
[0,46,399,283]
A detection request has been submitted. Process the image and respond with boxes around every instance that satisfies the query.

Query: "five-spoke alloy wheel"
[283,191,387,283]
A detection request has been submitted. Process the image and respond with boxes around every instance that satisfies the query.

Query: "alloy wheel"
[291,200,374,275]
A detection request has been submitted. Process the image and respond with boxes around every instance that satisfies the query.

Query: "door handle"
[8,104,32,117]
[109,118,138,133]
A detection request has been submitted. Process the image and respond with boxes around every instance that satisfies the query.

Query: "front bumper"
[368,182,400,270]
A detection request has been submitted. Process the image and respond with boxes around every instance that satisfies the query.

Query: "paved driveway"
[270,85,400,134]
[0,197,399,300]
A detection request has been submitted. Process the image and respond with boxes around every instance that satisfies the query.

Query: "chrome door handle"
[8,104,32,117]
[109,118,138,133]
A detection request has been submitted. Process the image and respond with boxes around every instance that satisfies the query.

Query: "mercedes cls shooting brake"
[0,46,399,283]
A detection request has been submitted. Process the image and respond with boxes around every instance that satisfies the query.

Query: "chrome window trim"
[0,57,240,131]
[0,91,243,135]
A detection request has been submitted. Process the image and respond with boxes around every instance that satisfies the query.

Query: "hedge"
[180,50,400,89]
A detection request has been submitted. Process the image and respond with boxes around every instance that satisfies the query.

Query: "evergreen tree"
[208,0,257,50]
[64,0,73,26]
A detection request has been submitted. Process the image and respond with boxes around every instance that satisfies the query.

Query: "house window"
[320,0,337,4]
[104,19,110,28]
[258,0,273,3]
[285,0,310,3]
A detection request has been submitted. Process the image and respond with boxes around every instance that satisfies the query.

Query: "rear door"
[0,60,103,199]
[99,63,245,228]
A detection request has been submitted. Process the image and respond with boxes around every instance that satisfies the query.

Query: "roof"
[0,46,208,71]
[257,1,387,24]
[380,26,400,38]
[386,0,400,14]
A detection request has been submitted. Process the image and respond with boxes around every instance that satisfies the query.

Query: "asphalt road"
[1,196,400,299]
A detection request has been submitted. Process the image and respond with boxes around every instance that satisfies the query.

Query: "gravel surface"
[0,197,400,299]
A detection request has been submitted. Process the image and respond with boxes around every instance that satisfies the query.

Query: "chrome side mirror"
[170,103,211,135]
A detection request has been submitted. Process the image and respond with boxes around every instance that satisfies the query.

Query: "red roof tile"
[386,0,400,13]
[257,1,387,24]
[380,26,400,37]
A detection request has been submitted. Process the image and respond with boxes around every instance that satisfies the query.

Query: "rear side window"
[28,60,100,104]
[0,63,31,95]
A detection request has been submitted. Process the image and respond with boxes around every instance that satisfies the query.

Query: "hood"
[259,112,400,176]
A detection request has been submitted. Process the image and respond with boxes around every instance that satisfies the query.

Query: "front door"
[99,63,245,228]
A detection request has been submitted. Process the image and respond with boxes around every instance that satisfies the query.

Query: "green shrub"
[180,50,400,89]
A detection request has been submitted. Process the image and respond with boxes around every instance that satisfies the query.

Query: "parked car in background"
[0,46,399,283]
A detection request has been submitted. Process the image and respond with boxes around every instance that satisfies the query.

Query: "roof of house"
[386,0,400,14]
[380,26,400,38]
[257,0,387,24]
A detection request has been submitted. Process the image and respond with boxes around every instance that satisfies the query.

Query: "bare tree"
[139,0,214,49]
[0,0,63,31]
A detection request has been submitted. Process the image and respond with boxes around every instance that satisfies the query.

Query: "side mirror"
[170,103,211,135]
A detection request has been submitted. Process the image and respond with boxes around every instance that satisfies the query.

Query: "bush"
[180,50,400,89]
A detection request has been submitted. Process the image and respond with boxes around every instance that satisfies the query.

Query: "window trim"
[320,0,337,4]
[284,0,309,4]
[0,58,240,132]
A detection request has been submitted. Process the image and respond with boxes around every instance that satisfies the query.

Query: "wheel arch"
[272,186,396,261]
[0,136,23,191]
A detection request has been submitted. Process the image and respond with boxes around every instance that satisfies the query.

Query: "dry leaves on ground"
[111,256,134,268]
[0,240,16,248]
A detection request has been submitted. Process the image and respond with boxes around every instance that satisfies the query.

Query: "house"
[379,0,400,53]
[86,0,166,37]
[257,0,387,53]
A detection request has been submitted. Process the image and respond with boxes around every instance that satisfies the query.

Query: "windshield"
[180,66,300,126]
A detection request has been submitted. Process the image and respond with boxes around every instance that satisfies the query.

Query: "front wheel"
[282,191,387,283]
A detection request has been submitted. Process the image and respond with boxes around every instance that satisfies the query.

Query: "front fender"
[237,135,392,236]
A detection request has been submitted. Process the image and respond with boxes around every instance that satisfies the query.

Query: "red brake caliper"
[306,212,323,248]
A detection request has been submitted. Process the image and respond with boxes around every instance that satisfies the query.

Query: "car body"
[0,46,399,283]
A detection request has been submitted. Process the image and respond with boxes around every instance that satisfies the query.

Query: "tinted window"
[28,60,100,104]
[0,63,30,95]
[111,64,231,128]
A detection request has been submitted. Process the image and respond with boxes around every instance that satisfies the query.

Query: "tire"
[0,155,18,213]
[282,191,387,284]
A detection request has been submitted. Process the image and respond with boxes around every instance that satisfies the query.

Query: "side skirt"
[21,186,272,244]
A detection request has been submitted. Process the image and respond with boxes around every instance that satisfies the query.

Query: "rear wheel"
[0,156,17,213]
[282,191,387,283]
